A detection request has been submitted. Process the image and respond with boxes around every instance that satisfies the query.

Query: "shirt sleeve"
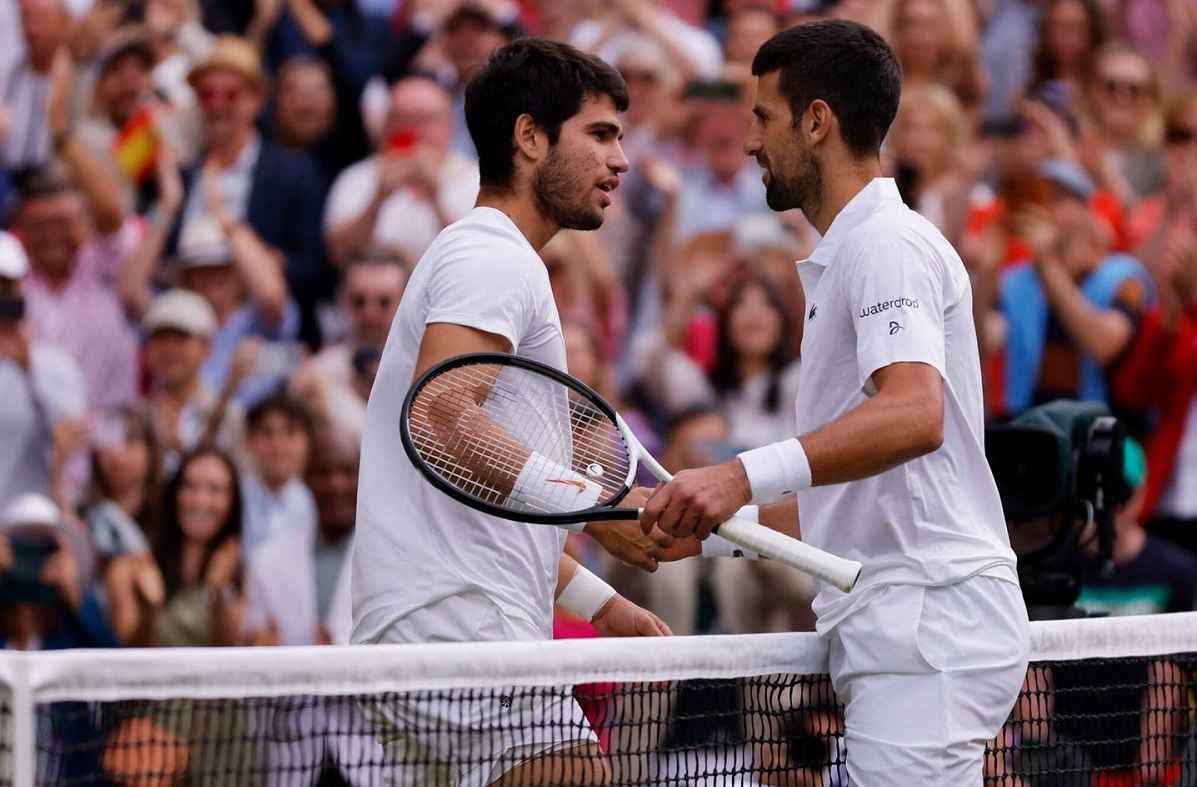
[423,241,534,352]
[845,236,948,394]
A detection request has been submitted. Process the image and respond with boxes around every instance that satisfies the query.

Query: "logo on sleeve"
[859,297,919,319]
[889,321,903,335]
[808,304,817,321]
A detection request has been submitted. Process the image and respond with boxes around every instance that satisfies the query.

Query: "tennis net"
[1,612,1196,786]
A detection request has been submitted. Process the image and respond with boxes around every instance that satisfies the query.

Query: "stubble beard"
[765,148,823,222]
[533,146,603,231]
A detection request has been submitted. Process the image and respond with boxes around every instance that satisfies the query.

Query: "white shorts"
[826,574,1030,787]
[363,594,598,787]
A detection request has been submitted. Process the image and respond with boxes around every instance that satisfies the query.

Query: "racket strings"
[408,362,632,515]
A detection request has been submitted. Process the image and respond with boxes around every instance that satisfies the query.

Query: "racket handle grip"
[714,517,862,593]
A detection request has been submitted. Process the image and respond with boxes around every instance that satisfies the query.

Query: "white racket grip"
[714,517,862,592]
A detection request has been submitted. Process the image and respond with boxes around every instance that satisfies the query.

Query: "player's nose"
[610,142,630,175]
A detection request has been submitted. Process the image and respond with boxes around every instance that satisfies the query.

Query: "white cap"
[0,231,30,280]
[176,215,232,269]
[0,493,61,530]
[143,288,218,338]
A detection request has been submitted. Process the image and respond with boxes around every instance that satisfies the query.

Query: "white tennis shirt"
[351,207,568,645]
[794,178,1017,632]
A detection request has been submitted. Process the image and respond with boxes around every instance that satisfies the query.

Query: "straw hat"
[187,35,265,92]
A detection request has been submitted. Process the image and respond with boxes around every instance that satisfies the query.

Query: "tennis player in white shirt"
[352,39,678,786]
[641,21,1031,786]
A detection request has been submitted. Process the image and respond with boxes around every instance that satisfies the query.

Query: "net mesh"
[5,614,1197,786]
[407,360,632,515]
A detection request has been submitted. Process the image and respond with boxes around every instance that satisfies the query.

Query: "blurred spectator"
[324,75,478,267]
[306,425,358,644]
[1028,0,1106,97]
[991,160,1153,418]
[0,231,87,512]
[82,406,164,562]
[142,289,245,467]
[170,35,328,346]
[1076,439,1197,615]
[570,0,723,86]
[1080,43,1165,206]
[131,207,300,407]
[239,392,319,645]
[141,447,249,646]
[1121,0,1197,92]
[76,30,158,214]
[674,85,766,241]
[0,0,74,171]
[0,493,112,650]
[1128,89,1197,259]
[296,250,406,436]
[979,0,1042,120]
[612,37,679,165]
[722,4,781,68]
[889,0,985,111]
[14,159,140,408]
[888,83,974,248]
[271,56,338,182]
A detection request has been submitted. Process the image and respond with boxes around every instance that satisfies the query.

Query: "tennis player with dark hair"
[640,21,1030,785]
[352,39,676,786]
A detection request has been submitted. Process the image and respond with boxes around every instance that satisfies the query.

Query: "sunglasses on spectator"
[349,293,395,310]
[1098,77,1150,100]
[197,85,247,106]
[1166,126,1197,145]
[620,69,660,85]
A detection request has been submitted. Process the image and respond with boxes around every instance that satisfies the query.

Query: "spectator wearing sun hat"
[165,35,329,347]
[141,288,245,471]
[0,231,87,513]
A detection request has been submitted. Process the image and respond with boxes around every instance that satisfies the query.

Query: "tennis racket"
[400,352,862,592]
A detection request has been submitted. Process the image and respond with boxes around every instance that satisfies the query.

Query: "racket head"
[400,352,638,525]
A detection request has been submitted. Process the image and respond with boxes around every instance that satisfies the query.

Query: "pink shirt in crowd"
[23,221,142,410]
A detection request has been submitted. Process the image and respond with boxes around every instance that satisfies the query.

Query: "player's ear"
[513,113,548,164]
[804,99,833,147]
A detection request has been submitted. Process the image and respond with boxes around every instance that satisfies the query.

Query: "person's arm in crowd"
[47,51,124,235]
[326,151,440,267]
[285,0,333,47]
[103,553,165,645]
[1018,207,1138,366]
[118,146,184,321]
[205,163,288,326]
[246,0,286,51]
[202,339,257,447]
[1160,0,1196,96]
[608,0,709,84]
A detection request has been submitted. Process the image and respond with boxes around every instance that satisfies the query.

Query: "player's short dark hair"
[246,391,314,439]
[751,20,902,158]
[465,38,629,190]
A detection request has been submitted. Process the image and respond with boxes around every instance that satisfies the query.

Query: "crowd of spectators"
[1,0,1196,659]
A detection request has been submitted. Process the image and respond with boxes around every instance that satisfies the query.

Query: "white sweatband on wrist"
[701,506,761,559]
[511,451,603,533]
[736,438,812,504]
[557,565,616,621]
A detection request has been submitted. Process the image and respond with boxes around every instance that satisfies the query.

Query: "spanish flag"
[113,109,158,184]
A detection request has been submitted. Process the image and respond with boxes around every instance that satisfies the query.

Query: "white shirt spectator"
[352,207,566,645]
[793,178,1017,631]
[570,15,723,82]
[323,152,479,262]
[674,165,767,242]
[239,473,317,554]
[0,24,50,170]
[0,344,86,510]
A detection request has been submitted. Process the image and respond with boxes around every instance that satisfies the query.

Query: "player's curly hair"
[465,38,628,191]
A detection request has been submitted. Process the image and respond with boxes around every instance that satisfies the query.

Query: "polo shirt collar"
[799,178,902,269]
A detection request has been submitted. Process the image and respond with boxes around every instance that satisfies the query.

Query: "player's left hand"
[640,460,752,541]
[591,595,672,637]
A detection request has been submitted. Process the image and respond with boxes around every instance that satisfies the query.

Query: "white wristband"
[557,565,616,621]
[736,438,812,504]
[702,506,761,559]
[511,451,603,533]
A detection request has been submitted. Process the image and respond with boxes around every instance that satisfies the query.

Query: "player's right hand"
[584,487,667,571]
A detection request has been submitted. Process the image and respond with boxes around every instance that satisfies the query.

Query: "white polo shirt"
[794,178,1017,632]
